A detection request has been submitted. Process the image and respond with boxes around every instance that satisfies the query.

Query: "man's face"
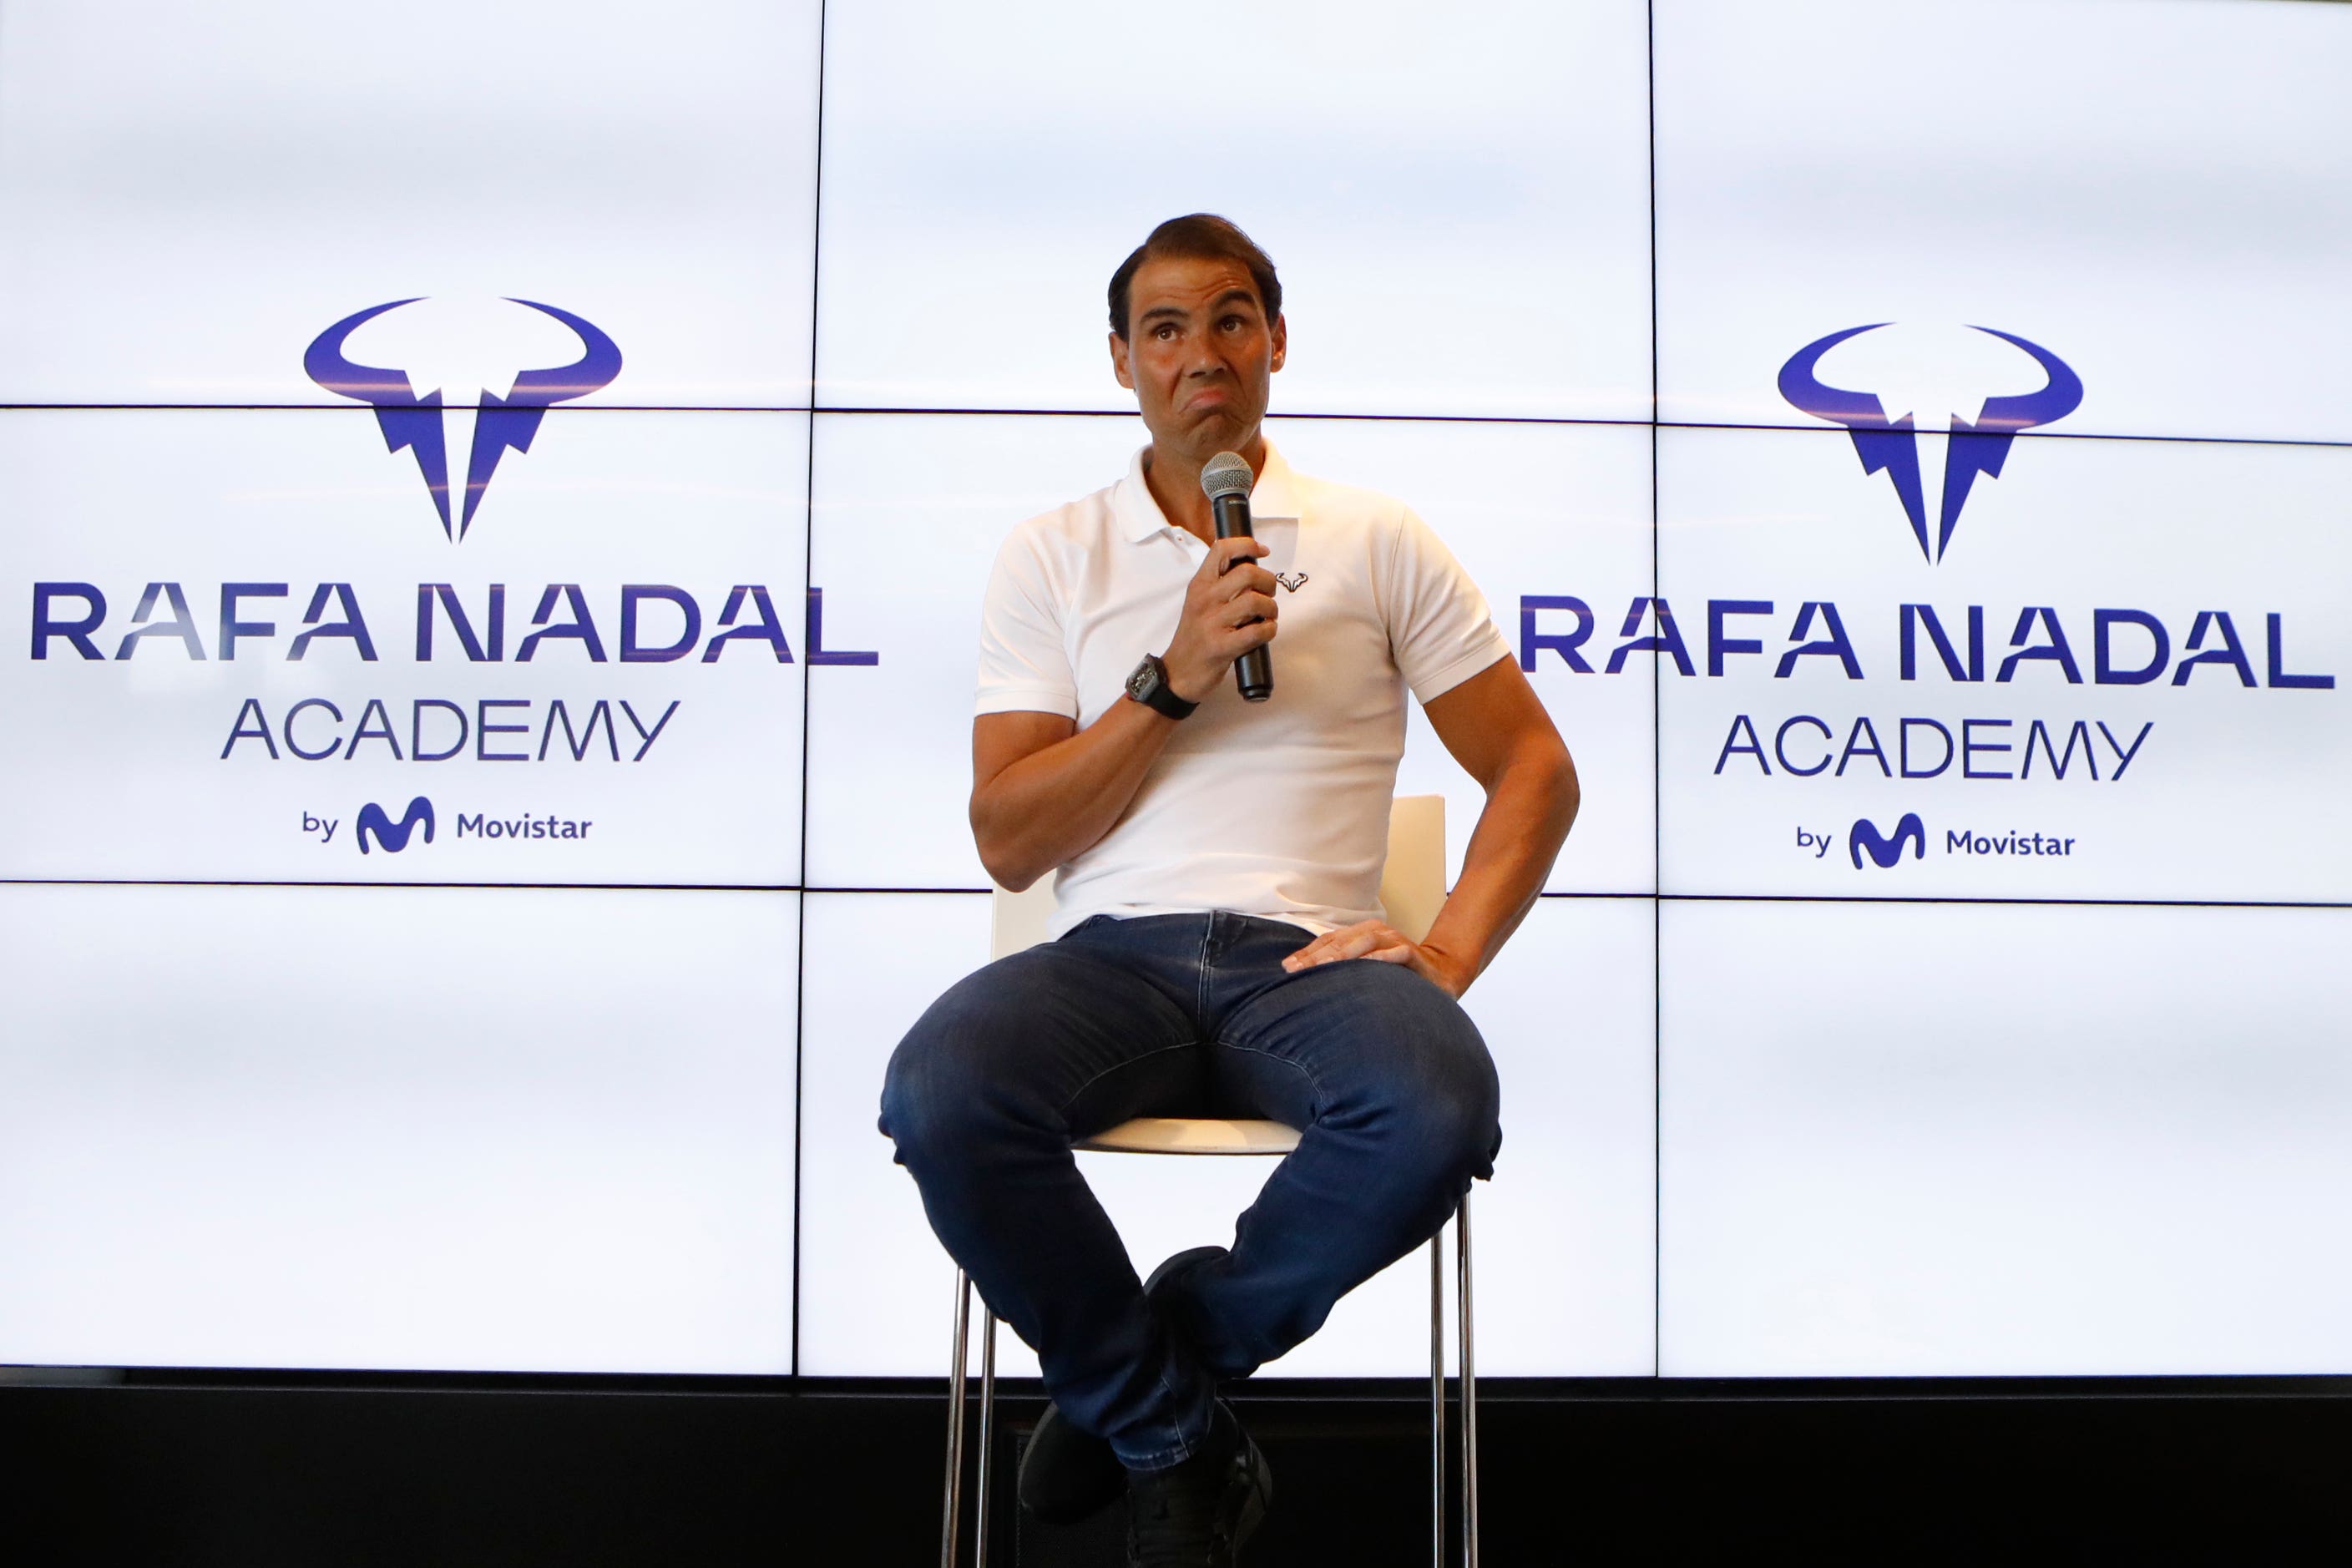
[1110,253,1287,459]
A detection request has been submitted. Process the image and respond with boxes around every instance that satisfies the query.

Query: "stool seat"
[1075,1117,1301,1156]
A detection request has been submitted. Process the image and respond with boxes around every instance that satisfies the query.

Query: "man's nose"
[1182,346,1228,377]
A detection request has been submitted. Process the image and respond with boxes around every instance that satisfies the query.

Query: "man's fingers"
[1221,592,1278,630]
[1207,537,1269,577]
[1284,921,1422,975]
[1283,926,1354,969]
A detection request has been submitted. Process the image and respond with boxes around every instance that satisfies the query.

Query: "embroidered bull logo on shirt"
[1274,572,1309,592]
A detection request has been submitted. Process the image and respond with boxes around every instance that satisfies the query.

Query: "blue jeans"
[878,911,1501,1471]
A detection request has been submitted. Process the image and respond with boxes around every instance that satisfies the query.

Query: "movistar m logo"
[304,299,622,542]
[1850,812,1925,869]
[1778,325,2081,565]
[357,796,434,854]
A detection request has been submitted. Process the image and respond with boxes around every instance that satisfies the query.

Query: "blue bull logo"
[1850,812,1925,869]
[357,796,435,854]
[303,299,622,541]
[1778,324,2081,564]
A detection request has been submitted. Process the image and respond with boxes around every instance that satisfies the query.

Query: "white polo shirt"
[976,442,1510,938]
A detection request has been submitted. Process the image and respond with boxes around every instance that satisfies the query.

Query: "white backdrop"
[2,0,2349,1378]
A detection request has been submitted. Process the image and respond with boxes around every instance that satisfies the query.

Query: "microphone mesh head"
[1200,451,1254,502]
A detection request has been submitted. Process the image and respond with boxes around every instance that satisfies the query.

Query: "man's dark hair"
[1108,214,1282,339]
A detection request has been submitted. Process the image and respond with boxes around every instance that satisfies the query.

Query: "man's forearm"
[969,700,1180,890]
[1417,745,1581,994]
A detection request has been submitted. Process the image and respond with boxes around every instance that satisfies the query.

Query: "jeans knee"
[880,972,1067,1171]
[1409,1068,1500,1180]
[878,1014,993,1169]
[1385,1012,1500,1180]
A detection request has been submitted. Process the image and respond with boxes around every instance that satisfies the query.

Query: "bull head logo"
[1778,324,2081,564]
[304,298,622,540]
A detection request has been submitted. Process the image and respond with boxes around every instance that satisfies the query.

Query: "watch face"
[1127,659,1156,700]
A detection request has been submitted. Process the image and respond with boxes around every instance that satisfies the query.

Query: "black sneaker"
[1018,1247,1229,1525]
[1019,1401,1130,1525]
[1124,1403,1272,1568]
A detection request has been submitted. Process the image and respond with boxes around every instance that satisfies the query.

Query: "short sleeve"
[974,524,1080,719]
[1383,506,1513,703]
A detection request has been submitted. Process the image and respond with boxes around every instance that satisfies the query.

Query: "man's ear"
[1268,313,1287,374]
[1109,331,1135,390]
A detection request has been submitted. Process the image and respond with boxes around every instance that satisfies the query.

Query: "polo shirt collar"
[1114,441,1303,544]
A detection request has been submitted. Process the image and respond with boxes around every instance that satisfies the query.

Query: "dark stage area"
[7,1374,2348,1565]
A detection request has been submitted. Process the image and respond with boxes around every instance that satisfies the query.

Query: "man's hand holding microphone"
[1160,449,1278,706]
[1161,534,1278,705]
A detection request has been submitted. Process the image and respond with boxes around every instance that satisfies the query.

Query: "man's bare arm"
[971,534,1278,889]
[971,705,1176,890]
[1283,656,1578,996]
[1416,657,1579,989]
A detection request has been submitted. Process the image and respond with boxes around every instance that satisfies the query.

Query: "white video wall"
[3,0,2349,1378]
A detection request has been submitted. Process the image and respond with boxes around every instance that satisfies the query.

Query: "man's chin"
[1170,410,1261,455]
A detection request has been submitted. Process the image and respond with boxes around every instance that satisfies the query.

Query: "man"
[880,215,1577,1565]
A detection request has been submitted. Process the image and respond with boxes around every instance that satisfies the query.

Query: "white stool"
[938,797,1479,1567]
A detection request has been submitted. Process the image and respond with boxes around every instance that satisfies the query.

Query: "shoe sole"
[1228,1428,1273,1553]
[1141,1244,1226,1302]
[1021,1402,1129,1525]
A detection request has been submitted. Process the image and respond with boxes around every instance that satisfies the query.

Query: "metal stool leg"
[943,1270,971,1568]
[1458,1191,1479,1568]
[1430,1229,1446,1567]
[975,1311,998,1568]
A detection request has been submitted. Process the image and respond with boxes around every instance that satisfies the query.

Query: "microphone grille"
[1200,451,1254,502]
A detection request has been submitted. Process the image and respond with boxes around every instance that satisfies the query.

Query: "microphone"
[1201,451,1273,702]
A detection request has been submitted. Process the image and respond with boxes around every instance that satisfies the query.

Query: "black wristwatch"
[1125,653,1197,720]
